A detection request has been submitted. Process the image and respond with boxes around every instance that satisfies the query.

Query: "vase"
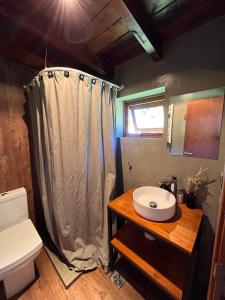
[186,192,196,209]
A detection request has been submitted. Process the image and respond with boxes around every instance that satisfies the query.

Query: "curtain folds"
[27,69,117,272]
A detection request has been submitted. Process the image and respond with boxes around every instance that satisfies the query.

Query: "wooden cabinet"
[184,96,224,159]
[108,189,203,300]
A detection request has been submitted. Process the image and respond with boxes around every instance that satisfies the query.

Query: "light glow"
[36,0,96,44]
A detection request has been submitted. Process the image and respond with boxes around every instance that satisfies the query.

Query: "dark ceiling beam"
[0,4,107,75]
[115,0,163,61]
[153,0,225,41]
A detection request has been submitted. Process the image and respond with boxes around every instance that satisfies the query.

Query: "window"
[125,97,165,137]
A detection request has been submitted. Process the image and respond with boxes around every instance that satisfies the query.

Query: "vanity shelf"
[111,223,190,300]
[108,189,203,300]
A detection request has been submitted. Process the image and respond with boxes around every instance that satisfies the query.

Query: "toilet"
[0,188,43,299]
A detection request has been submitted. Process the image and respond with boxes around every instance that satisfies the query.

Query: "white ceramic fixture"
[0,188,43,299]
[133,186,176,221]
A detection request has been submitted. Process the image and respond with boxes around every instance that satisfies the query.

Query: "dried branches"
[184,167,208,195]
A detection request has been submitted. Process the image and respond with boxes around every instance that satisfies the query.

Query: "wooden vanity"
[108,189,203,300]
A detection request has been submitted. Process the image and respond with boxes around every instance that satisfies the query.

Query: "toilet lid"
[0,219,42,273]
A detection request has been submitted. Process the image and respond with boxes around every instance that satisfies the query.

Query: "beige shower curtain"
[27,68,117,271]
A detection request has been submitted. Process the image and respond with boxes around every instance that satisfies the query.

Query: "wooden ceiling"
[0,0,225,78]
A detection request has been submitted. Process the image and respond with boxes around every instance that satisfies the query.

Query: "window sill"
[125,133,163,138]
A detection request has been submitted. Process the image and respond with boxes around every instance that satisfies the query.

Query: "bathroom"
[0,1,225,300]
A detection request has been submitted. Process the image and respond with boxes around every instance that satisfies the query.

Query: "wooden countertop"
[108,189,203,255]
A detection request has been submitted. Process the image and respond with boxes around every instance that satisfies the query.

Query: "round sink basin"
[133,186,176,222]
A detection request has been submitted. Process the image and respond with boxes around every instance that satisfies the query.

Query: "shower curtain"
[27,68,117,272]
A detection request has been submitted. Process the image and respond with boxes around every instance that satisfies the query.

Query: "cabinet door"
[183,96,224,159]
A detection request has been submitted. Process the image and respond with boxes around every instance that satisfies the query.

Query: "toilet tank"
[0,187,28,231]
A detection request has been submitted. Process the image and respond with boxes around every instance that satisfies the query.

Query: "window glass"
[133,106,164,129]
[126,99,165,137]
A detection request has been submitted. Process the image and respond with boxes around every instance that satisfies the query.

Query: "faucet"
[170,176,177,197]
[160,176,177,196]
[159,180,171,191]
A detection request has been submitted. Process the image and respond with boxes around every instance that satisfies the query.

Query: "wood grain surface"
[0,249,169,300]
[111,223,191,300]
[108,189,203,254]
[0,59,36,224]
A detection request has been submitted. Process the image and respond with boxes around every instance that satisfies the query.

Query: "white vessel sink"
[133,186,176,222]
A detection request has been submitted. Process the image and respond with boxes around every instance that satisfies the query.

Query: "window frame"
[124,95,165,138]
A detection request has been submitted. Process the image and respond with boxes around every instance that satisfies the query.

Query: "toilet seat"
[0,219,43,280]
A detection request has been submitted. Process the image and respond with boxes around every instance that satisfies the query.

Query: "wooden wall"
[0,56,36,224]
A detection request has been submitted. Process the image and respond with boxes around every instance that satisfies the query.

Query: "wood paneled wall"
[0,57,36,224]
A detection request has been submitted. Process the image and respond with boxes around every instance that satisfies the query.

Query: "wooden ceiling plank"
[0,43,53,68]
[99,32,144,66]
[98,31,134,55]
[23,0,110,34]
[80,2,122,45]
[0,3,106,75]
[154,0,225,41]
[1,0,223,69]
[76,1,112,34]
[152,0,194,23]
[89,18,129,53]
[0,16,50,68]
[0,16,87,71]
[146,0,177,17]
[111,0,163,61]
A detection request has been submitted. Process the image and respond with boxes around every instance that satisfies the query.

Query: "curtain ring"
[92,79,96,85]
[79,74,84,81]
[48,71,53,78]
[39,75,43,81]
[64,71,69,78]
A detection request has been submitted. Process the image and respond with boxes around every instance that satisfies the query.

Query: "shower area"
[27,67,119,278]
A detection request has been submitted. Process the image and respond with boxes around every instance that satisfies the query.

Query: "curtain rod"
[37,67,124,90]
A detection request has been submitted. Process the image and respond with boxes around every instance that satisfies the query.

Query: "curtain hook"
[48,71,53,78]
[64,71,69,78]
[92,79,96,85]
[79,74,84,81]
